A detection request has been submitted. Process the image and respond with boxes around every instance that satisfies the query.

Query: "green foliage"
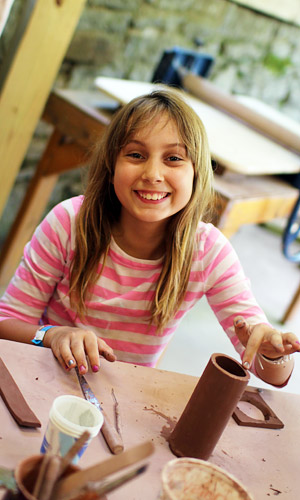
[263,53,291,75]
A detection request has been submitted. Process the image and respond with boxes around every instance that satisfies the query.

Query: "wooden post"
[0,129,88,286]
[0,0,87,218]
[281,284,300,323]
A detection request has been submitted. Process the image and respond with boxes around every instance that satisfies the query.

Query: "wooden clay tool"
[75,366,124,455]
[0,357,41,427]
[32,431,91,499]
[54,440,154,499]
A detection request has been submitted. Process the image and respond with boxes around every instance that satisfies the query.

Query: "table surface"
[0,339,299,499]
[94,76,300,177]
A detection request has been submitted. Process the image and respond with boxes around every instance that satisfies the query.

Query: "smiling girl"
[0,88,299,386]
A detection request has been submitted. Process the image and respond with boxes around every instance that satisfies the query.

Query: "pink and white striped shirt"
[0,196,268,366]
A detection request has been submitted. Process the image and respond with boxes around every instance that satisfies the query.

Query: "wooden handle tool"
[54,440,154,499]
[38,455,61,500]
[75,367,124,454]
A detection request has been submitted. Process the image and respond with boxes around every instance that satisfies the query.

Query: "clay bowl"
[159,458,254,500]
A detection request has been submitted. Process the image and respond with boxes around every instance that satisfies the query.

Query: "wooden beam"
[0,129,88,286]
[0,0,87,218]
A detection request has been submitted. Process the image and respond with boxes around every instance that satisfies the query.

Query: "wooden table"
[0,339,299,499]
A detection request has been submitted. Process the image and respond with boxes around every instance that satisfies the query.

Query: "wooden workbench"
[0,340,299,499]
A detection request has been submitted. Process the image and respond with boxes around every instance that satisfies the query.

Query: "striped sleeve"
[199,224,269,356]
[0,197,82,324]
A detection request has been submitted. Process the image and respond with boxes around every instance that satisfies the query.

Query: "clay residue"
[269,485,282,495]
[143,405,177,439]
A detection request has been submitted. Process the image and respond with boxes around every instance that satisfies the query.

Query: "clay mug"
[158,457,254,500]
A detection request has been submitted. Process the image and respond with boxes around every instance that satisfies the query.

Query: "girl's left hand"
[233,315,300,369]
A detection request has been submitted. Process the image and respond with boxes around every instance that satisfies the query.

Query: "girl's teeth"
[140,192,165,200]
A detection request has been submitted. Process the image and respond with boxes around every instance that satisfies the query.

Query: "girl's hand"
[43,326,116,373]
[233,316,300,369]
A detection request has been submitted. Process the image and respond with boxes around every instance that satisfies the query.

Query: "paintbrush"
[58,463,148,500]
[54,441,154,499]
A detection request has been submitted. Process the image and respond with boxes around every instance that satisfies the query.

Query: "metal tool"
[75,366,124,455]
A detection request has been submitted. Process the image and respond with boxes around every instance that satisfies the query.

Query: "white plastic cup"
[40,395,103,463]
[158,458,254,500]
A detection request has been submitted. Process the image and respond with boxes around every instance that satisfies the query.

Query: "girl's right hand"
[43,326,116,374]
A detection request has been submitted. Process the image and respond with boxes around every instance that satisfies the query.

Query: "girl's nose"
[141,158,164,182]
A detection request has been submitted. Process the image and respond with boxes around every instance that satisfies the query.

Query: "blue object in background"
[152,46,214,87]
[282,194,300,263]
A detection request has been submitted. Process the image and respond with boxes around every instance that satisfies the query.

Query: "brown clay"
[0,358,41,428]
[168,353,250,460]
[232,389,284,429]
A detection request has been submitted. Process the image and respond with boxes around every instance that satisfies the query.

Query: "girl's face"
[113,113,194,228]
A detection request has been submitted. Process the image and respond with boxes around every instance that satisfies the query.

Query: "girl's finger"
[59,343,76,370]
[83,332,101,373]
[282,332,300,351]
[97,338,117,362]
[69,337,89,374]
[266,330,284,354]
[242,324,268,369]
[233,316,250,347]
[54,352,69,371]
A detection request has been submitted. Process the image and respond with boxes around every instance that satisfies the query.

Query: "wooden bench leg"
[211,195,242,239]
[281,283,300,323]
[0,129,87,286]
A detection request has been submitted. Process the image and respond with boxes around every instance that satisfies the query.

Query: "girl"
[0,88,299,386]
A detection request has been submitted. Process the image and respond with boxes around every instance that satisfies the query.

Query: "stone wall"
[60,0,300,119]
[1,0,300,245]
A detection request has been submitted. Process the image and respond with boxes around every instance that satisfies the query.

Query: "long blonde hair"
[69,88,214,331]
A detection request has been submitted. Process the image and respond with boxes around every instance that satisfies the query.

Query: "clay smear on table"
[143,406,177,439]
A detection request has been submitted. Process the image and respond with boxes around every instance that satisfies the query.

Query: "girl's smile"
[113,113,194,229]
[135,190,170,202]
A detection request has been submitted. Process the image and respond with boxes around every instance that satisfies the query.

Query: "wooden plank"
[0,0,87,218]
[230,0,300,26]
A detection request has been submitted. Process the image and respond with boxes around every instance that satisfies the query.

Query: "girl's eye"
[127,152,143,159]
[167,156,183,162]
